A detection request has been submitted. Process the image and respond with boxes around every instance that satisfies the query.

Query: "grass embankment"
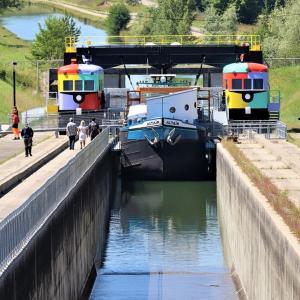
[269,65,300,130]
[1,2,55,16]
[0,25,43,123]
[0,2,109,124]
[222,139,300,241]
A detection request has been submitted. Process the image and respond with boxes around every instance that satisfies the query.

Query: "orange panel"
[223,73,248,89]
[58,64,79,75]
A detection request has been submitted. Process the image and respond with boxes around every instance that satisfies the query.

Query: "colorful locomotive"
[223,62,269,120]
[57,60,104,112]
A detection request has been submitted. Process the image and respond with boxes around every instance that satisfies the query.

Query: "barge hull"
[121,139,209,180]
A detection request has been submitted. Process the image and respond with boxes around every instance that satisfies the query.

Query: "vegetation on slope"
[269,66,300,129]
[0,25,43,123]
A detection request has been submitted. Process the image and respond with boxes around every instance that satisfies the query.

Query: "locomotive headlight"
[245,93,251,100]
[76,95,82,101]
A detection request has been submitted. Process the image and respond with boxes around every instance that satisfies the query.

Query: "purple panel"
[268,103,280,112]
[58,93,78,110]
[248,72,268,89]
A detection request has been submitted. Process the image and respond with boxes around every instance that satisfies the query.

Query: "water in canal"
[0,13,107,41]
[90,181,237,299]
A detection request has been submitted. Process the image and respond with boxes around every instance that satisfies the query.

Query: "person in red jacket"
[11,106,20,140]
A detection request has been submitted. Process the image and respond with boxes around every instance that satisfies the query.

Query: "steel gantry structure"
[64,34,263,73]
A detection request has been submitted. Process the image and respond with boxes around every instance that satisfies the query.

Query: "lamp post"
[12,61,17,107]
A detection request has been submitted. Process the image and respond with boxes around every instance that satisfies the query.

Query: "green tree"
[195,0,209,12]
[126,0,141,5]
[0,0,21,9]
[131,9,155,36]
[263,0,286,12]
[263,0,300,59]
[31,15,81,60]
[235,0,262,24]
[203,5,221,33]
[210,0,229,13]
[106,3,130,35]
[150,0,196,35]
[221,4,237,34]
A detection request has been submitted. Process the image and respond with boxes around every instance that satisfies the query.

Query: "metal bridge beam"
[65,45,262,70]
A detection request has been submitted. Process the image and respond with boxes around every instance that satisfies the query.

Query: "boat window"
[84,80,94,91]
[253,79,263,89]
[232,79,242,89]
[184,104,189,111]
[63,80,73,91]
[244,79,252,89]
[169,107,176,113]
[75,80,83,91]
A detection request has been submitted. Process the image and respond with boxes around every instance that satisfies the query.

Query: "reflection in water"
[90,181,236,300]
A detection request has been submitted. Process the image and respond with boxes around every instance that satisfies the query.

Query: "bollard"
[55,130,59,138]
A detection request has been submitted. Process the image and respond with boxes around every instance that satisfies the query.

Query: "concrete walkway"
[0,132,54,164]
[0,136,89,222]
[0,133,69,195]
[236,135,300,209]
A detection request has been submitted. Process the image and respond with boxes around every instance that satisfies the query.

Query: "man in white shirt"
[66,118,77,150]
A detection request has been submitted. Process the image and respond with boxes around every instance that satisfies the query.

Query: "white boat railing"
[209,120,287,140]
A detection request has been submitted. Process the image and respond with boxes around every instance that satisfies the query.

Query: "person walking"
[77,120,88,149]
[88,118,100,141]
[66,118,77,150]
[11,106,20,140]
[21,123,34,157]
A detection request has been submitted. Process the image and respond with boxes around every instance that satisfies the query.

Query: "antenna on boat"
[82,55,90,64]
[194,55,205,86]
[146,57,149,76]
[121,57,134,90]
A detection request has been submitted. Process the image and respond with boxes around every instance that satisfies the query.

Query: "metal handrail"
[219,120,287,140]
[65,34,261,52]
[0,128,113,275]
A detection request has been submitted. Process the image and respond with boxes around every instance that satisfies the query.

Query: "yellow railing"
[65,34,261,53]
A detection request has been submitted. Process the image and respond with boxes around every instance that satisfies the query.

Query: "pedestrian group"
[66,117,101,150]
[11,106,101,156]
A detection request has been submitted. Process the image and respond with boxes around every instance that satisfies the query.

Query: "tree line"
[1,0,297,61]
[0,0,21,9]
[196,0,286,24]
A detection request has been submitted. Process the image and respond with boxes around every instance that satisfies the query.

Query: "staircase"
[269,111,280,120]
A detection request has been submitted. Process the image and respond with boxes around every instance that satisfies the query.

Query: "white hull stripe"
[129,118,197,130]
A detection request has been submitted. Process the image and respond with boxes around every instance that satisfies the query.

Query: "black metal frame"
[65,45,263,72]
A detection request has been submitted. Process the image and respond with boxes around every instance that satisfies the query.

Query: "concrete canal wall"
[0,133,118,300]
[217,143,300,300]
